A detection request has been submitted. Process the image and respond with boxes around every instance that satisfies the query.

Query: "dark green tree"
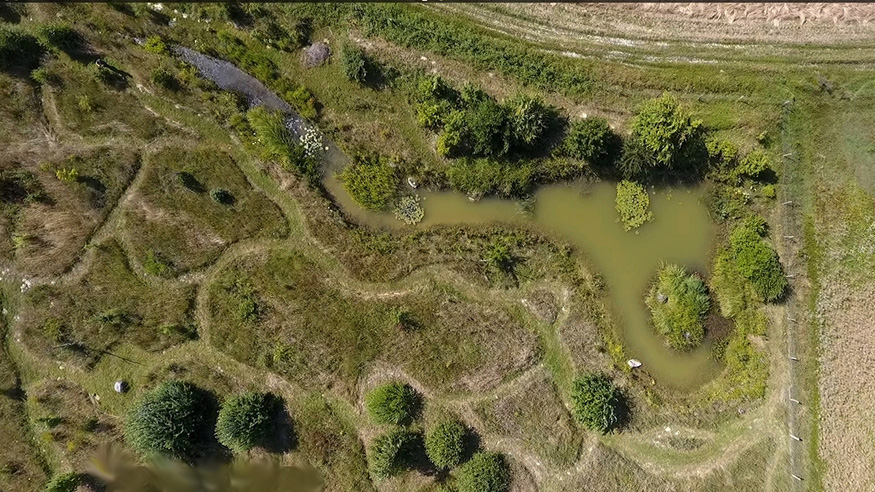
[125,380,212,460]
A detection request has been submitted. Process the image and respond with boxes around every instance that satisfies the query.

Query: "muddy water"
[181,48,720,390]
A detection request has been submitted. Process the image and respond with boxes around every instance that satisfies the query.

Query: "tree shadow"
[262,395,297,454]
[0,3,21,23]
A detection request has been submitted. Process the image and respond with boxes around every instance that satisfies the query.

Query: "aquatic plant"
[393,195,424,225]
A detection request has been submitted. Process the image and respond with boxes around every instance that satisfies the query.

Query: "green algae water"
[325,175,721,390]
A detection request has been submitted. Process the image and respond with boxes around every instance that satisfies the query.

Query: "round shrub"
[125,380,211,460]
[455,452,510,492]
[645,263,710,350]
[368,428,418,479]
[728,216,787,302]
[210,188,234,205]
[506,93,550,148]
[425,419,466,469]
[365,382,419,425]
[215,391,274,452]
[341,43,368,84]
[631,93,702,170]
[570,373,620,433]
[561,117,615,165]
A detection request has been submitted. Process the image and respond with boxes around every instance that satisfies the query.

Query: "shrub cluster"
[455,452,510,492]
[629,93,703,173]
[125,380,211,461]
[425,419,466,469]
[570,373,620,433]
[645,263,710,350]
[415,75,555,159]
[35,23,81,54]
[614,180,653,231]
[215,391,274,452]
[365,382,419,425]
[341,43,369,84]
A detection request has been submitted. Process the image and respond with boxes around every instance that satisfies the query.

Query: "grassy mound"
[645,263,710,351]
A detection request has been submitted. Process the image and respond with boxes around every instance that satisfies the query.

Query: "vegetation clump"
[456,452,510,492]
[45,472,83,492]
[645,263,710,350]
[570,373,620,433]
[0,26,43,71]
[368,428,418,479]
[143,35,169,55]
[425,419,467,469]
[247,107,320,181]
[560,117,617,165]
[727,216,787,302]
[210,188,234,205]
[125,380,211,460]
[215,391,274,452]
[394,194,425,225]
[35,23,81,54]
[623,93,703,179]
[365,382,419,425]
[338,154,397,210]
[341,43,369,84]
[615,180,653,230]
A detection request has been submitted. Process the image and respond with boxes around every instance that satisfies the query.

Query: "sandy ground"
[817,281,875,491]
[498,3,875,44]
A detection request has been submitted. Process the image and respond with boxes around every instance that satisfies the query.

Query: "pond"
[179,47,721,390]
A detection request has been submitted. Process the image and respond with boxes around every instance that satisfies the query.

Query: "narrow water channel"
[179,48,721,390]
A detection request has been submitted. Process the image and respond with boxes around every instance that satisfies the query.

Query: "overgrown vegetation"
[338,153,398,210]
[368,428,418,480]
[570,373,620,433]
[645,263,710,351]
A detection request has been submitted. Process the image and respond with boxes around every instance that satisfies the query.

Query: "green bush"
[456,452,510,492]
[425,419,466,469]
[570,373,620,433]
[45,472,82,492]
[0,26,43,71]
[645,263,710,350]
[736,150,773,181]
[368,428,418,479]
[505,93,550,148]
[150,68,178,90]
[341,43,369,84]
[466,99,510,157]
[630,93,702,172]
[561,117,616,165]
[617,137,653,180]
[338,155,397,210]
[728,217,787,302]
[286,85,318,119]
[125,380,211,460]
[446,158,536,198]
[143,35,169,55]
[215,392,274,452]
[615,180,653,231]
[35,23,81,53]
[365,382,419,425]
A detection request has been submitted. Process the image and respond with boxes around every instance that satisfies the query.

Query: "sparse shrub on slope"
[365,382,419,425]
[425,419,466,469]
[456,452,510,492]
[126,380,212,460]
[645,263,710,351]
[570,373,620,433]
[215,392,274,452]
